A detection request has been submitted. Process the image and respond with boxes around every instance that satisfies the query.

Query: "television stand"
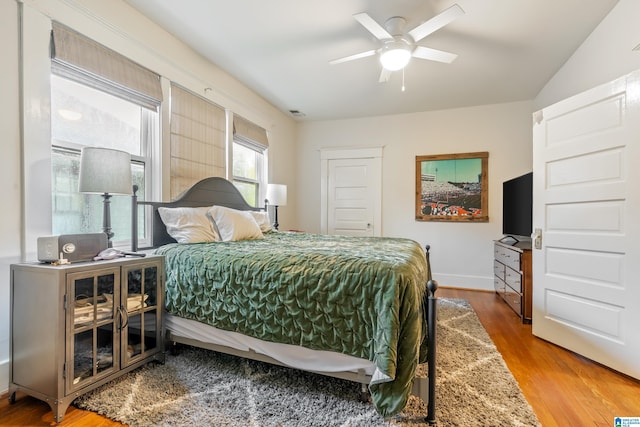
[493,239,532,323]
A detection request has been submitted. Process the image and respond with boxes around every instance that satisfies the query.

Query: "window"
[232,115,268,207]
[232,141,265,206]
[50,75,158,246]
[49,23,162,247]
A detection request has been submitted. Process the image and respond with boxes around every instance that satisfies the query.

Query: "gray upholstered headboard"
[132,177,259,250]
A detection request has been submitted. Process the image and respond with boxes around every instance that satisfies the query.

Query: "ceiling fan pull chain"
[402,68,406,92]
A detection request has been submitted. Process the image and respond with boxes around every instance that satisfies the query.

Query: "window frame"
[231,114,269,208]
[232,139,267,207]
[49,74,159,249]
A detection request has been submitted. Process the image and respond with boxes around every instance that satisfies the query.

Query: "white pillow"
[207,205,264,242]
[158,206,219,244]
[249,211,273,233]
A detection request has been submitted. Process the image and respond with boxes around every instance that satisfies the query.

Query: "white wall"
[535,0,640,110]
[296,101,534,290]
[0,0,22,396]
[1,0,297,394]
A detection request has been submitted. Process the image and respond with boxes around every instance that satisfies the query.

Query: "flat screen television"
[502,172,533,239]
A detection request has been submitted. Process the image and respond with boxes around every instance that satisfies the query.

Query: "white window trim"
[21,7,54,259]
[229,112,269,207]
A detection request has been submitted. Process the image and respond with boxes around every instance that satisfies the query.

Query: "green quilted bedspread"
[155,231,429,417]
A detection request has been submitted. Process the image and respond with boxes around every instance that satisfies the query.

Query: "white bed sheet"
[165,312,378,377]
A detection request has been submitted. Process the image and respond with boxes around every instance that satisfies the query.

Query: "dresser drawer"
[494,277,506,294]
[504,286,522,316]
[495,245,521,271]
[493,260,505,279]
[504,267,522,293]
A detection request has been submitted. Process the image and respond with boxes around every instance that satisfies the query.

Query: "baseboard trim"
[432,273,493,292]
[0,359,8,395]
[439,285,495,294]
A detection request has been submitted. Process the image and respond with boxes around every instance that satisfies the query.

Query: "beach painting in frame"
[415,152,488,222]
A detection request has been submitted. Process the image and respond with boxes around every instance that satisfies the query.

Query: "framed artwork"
[415,151,488,222]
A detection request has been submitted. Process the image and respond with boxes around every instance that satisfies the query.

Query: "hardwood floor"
[439,287,640,427]
[1,288,639,426]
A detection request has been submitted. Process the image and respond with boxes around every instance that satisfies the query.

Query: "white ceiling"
[124,0,618,121]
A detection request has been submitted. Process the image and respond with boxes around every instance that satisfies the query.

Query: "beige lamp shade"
[78,147,132,195]
[266,184,287,206]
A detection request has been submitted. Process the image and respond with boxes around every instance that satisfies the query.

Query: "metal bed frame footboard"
[426,276,438,425]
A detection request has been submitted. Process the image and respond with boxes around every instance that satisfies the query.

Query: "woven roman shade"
[233,115,268,150]
[50,22,162,110]
[169,84,226,198]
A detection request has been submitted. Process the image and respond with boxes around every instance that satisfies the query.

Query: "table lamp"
[265,183,287,230]
[78,147,132,247]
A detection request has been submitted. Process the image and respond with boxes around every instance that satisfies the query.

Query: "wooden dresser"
[493,240,532,323]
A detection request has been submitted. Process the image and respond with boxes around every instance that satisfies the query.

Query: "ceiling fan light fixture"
[380,43,412,71]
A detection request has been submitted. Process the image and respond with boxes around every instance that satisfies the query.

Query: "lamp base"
[102,193,114,247]
[273,205,279,231]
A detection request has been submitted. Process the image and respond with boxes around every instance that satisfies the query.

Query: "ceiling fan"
[330,4,464,83]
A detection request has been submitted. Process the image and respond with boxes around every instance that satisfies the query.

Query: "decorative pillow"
[157,206,219,244]
[207,205,264,242]
[249,211,273,233]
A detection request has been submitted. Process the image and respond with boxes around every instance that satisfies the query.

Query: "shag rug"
[75,299,540,426]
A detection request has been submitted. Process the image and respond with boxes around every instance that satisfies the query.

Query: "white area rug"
[76,298,540,426]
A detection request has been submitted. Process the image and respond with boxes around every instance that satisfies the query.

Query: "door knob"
[532,228,542,250]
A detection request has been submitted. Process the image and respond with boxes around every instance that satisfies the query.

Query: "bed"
[131,177,438,423]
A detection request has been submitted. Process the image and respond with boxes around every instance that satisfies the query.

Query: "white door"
[328,158,377,236]
[320,148,382,236]
[532,70,640,379]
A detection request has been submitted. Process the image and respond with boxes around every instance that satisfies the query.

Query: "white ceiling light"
[379,40,412,71]
[380,48,411,71]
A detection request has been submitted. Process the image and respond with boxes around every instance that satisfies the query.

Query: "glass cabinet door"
[122,261,161,366]
[67,268,120,392]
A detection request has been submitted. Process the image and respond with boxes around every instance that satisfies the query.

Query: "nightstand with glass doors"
[8,254,165,422]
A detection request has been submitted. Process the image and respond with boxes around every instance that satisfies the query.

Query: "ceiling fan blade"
[408,4,464,43]
[378,68,391,83]
[329,49,377,65]
[353,12,393,40]
[412,46,458,63]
